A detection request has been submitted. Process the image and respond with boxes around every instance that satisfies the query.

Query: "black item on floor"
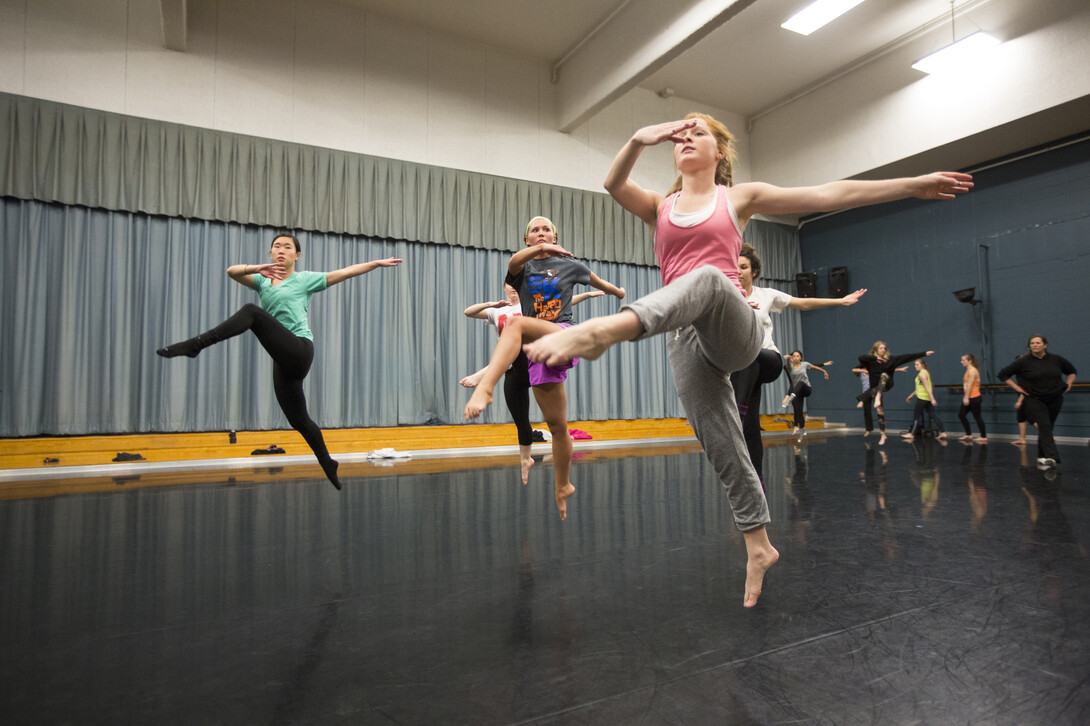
[532,430,548,442]
[251,445,286,455]
[43,457,59,464]
[112,452,145,462]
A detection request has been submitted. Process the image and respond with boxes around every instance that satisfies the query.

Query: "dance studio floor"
[2,431,1089,725]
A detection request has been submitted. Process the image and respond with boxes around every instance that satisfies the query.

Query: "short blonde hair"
[524,216,558,243]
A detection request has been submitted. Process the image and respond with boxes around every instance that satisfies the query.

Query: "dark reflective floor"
[2,433,1089,724]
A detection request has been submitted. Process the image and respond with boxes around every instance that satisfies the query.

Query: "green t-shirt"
[252,270,328,340]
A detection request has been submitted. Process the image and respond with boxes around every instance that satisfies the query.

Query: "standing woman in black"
[998,335,1076,468]
[157,233,402,490]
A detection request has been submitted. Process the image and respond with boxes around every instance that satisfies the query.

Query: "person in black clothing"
[997,335,1076,468]
[856,341,934,445]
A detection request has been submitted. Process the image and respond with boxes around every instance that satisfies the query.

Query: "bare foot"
[555,482,575,520]
[459,372,483,388]
[973,437,988,444]
[464,388,493,419]
[959,435,973,441]
[863,430,871,438]
[937,432,947,439]
[878,434,887,446]
[901,433,914,440]
[741,533,780,608]
[521,455,534,485]
[524,312,640,365]
[1012,439,1027,446]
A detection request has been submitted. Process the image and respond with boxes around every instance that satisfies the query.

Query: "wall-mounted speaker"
[829,266,849,297]
[795,272,817,298]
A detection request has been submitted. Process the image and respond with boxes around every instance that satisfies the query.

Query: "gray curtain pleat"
[0,198,687,436]
[0,92,657,265]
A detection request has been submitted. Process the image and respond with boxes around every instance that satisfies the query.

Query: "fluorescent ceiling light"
[781,0,865,36]
[912,31,1001,74]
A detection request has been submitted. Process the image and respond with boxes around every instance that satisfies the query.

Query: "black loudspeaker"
[829,266,849,297]
[795,272,817,298]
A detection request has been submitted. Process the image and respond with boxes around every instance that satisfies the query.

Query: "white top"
[746,285,792,351]
[484,305,521,332]
[667,186,742,232]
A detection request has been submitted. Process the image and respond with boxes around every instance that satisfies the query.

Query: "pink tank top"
[654,185,745,296]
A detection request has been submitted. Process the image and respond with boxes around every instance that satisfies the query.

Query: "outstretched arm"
[811,364,830,380]
[787,288,867,311]
[464,300,509,319]
[572,290,606,305]
[227,263,285,289]
[587,273,625,300]
[325,257,402,287]
[604,120,694,227]
[730,172,973,222]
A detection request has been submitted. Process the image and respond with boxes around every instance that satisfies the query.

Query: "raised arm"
[325,257,402,287]
[604,121,694,227]
[810,364,830,380]
[730,172,973,222]
[227,263,285,289]
[587,273,625,300]
[464,300,508,319]
[507,243,572,277]
[787,288,867,311]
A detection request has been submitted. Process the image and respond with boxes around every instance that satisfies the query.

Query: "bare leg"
[1013,420,1028,445]
[524,310,642,366]
[520,443,534,485]
[465,317,560,419]
[533,382,574,520]
[742,525,780,608]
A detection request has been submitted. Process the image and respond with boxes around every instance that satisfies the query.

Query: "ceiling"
[336,0,1070,120]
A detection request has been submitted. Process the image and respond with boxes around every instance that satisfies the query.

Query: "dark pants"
[789,381,812,429]
[1022,394,1064,461]
[910,400,944,435]
[957,396,986,437]
[503,352,533,447]
[205,303,331,464]
[730,349,783,478]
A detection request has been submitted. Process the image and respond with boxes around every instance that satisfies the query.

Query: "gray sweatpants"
[623,266,769,531]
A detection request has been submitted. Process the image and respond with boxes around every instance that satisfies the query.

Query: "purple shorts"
[529,323,579,385]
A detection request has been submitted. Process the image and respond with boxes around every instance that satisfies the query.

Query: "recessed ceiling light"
[781,0,866,36]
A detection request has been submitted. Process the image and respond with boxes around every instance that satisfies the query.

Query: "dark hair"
[272,233,301,254]
[739,243,761,279]
[790,349,802,357]
[962,353,979,367]
[1028,335,1048,347]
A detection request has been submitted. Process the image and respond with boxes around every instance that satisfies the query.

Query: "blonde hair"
[869,341,888,357]
[523,216,558,243]
[667,112,737,195]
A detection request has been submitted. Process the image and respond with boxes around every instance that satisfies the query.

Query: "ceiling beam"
[553,0,759,132]
[160,0,187,52]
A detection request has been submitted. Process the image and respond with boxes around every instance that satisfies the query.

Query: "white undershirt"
[669,187,718,227]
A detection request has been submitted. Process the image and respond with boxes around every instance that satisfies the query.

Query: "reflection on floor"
[2,431,1088,724]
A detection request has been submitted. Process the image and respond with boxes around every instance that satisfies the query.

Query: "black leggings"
[789,381,812,429]
[1022,394,1063,461]
[957,396,986,437]
[910,400,945,435]
[504,351,533,447]
[205,303,332,464]
[730,349,784,478]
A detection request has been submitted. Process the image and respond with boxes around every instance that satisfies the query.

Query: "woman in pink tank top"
[525,113,974,608]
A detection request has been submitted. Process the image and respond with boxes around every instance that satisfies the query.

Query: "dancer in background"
[957,353,987,443]
[463,216,625,519]
[857,342,933,445]
[782,350,833,437]
[460,284,603,484]
[998,335,1076,469]
[733,243,864,476]
[523,113,972,606]
[903,358,947,440]
[158,233,401,490]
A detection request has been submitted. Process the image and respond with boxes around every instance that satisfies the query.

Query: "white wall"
[749,0,1090,186]
[0,0,749,197]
